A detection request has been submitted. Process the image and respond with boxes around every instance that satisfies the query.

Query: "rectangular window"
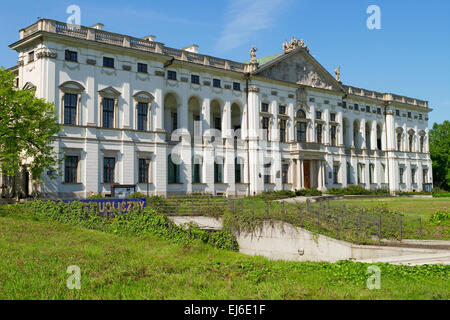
[214,162,223,183]
[233,82,241,91]
[191,75,200,84]
[408,112,412,118]
[366,106,371,113]
[381,164,386,184]
[103,57,115,68]
[137,63,148,73]
[235,158,243,183]
[423,169,428,184]
[214,117,221,131]
[399,167,405,184]
[330,113,336,122]
[316,124,323,144]
[282,163,289,184]
[369,164,375,184]
[168,155,180,184]
[297,122,307,142]
[64,93,77,125]
[192,161,201,184]
[264,163,271,184]
[377,108,382,115]
[103,157,116,184]
[102,98,115,128]
[333,165,339,184]
[419,114,423,120]
[330,126,337,146]
[213,79,221,88]
[137,102,148,131]
[316,111,322,119]
[397,133,402,151]
[261,103,269,113]
[138,159,150,184]
[64,156,78,183]
[342,101,347,109]
[279,105,286,115]
[396,110,400,116]
[354,104,359,111]
[262,117,270,140]
[28,51,34,63]
[171,112,178,132]
[167,70,177,80]
[65,50,78,62]
[279,119,286,143]
[347,163,352,184]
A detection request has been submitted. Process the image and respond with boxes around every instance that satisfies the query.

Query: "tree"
[0,68,61,197]
[429,121,450,191]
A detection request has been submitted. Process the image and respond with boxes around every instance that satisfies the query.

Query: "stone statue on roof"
[283,37,309,54]
[250,46,258,64]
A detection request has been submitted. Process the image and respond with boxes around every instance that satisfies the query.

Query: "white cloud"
[215,0,290,53]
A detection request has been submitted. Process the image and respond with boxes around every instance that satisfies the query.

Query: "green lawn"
[334,197,450,219]
[0,209,448,300]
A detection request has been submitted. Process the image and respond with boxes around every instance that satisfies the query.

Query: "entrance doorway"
[304,161,311,189]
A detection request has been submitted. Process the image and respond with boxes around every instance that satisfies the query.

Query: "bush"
[257,190,296,201]
[295,189,322,197]
[88,193,105,199]
[429,207,449,226]
[432,188,450,198]
[398,191,432,196]
[327,185,389,196]
[126,192,147,199]
[23,200,238,251]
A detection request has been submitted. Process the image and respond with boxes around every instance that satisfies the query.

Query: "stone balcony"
[18,19,246,73]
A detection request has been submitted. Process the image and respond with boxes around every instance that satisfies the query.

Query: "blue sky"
[1,0,449,126]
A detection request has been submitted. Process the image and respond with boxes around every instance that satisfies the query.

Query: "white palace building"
[4,19,433,198]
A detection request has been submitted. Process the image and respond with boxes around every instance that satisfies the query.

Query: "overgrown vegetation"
[0,208,448,300]
[21,200,238,251]
[326,185,390,196]
[429,121,450,191]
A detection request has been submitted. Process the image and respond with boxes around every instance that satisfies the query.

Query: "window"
[192,157,202,184]
[396,110,400,116]
[347,163,352,184]
[171,112,178,132]
[137,63,148,73]
[28,51,34,63]
[103,57,115,68]
[333,165,340,184]
[419,114,423,120]
[282,163,289,184]
[214,159,224,184]
[213,79,221,88]
[261,103,269,113]
[399,167,405,184]
[102,98,115,128]
[316,111,322,119]
[423,169,428,184]
[64,156,78,183]
[357,163,365,184]
[103,157,116,183]
[397,133,402,151]
[342,101,347,109]
[264,163,271,184]
[138,159,150,183]
[235,158,243,183]
[233,82,241,91]
[168,155,180,184]
[64,93,77,125]
[420,136,424,153]
[65,50,78,62]
[279,119,286,143]
[167,70,177,80]
[137,102,148,131]
[330,113,336,122]
[381,164,386,184]
[369,164,375,184]
[262,117,270,140]
[377,108,382,115]
[279,105,286,115]
[214,117,222,131]
[330,126,337,146]
[354,104,359,111]
[366,106,371,113]
[297,109,306,118]
[408,112,412,118]
[296,122,307,142]
[411,168,416,184]
[316,124,323,144]
[191,75,200,84]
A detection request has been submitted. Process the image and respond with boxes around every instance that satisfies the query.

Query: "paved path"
[358,252,450,266]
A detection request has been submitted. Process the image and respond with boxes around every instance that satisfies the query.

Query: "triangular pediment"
[254,47,344,92]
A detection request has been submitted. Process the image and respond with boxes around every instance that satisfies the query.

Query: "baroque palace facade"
[4,19,433,198]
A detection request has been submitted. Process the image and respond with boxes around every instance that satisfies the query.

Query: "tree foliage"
[0,68,61,182]
[429,121,450,191]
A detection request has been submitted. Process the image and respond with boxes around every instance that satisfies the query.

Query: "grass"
[0,207,449,300]
[334,197,450,219]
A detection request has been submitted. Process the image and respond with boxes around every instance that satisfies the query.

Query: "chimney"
[143,35,156,42]
[182,45,199,54]
[91,23,104,30]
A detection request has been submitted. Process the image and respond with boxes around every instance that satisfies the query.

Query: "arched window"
[296,109,306,118]
[408,130,415,152]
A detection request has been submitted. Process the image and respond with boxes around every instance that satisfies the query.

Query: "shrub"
[295,189,322,197]
[88,193,105,199]
[126,192,147,199]
[327,186,389,196]
[429,207,449,226]
[432,188,450,198]
[257,190,296,201]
